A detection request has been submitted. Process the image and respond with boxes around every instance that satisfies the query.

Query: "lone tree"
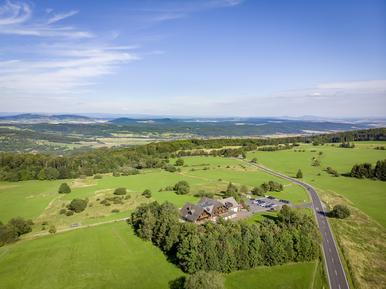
[329,205,350,219]
[175,158,184,166]
[184,271,224,289]
[296,169,303,179]
[58,183,71,194]
[174,180,190,195]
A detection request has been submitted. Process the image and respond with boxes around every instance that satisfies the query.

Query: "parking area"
[248,196,291,213]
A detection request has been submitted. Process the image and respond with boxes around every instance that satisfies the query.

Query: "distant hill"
[0,114,103,124]
[110,117,174,125]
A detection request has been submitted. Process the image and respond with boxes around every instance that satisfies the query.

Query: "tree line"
[0,128,384,181]
[130,202,320,274]
[350,159,386,181]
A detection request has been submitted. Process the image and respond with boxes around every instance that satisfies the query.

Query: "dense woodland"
[0,128,384,181]
[130,202,320,273]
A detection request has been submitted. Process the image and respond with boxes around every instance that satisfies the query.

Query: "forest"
[130,202,320,273]
[0,128,384,181]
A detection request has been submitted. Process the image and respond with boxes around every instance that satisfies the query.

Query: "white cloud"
[0,0,31,25]
[0,45,138,96]
[47,10,79,24]
[0,1,90,38]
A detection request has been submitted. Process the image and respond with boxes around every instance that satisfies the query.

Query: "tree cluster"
[131,202,320,274]
[251,181,283,196]
[350,159,386,181]
[0,217,33,246]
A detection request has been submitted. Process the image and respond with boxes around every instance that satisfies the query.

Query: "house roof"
[219,197,239,209]
[197,197,224,215]
[180,203,204,222]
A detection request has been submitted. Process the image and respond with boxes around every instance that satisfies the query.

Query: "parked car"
[267,196,275,200]
[280,199,290,204]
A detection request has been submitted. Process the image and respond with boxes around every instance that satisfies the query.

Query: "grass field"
[225,261,324,289]
[0,222,183,289]
[0,221,324,289]
[0,156,309,228]
[247,142,386,289]
[0,154,318,289]
[247,142,386,226]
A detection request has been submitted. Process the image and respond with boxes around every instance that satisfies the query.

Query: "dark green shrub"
[58,183,71,194]
[174,181,190,195]
[68,199,88,213]
[142,189,152,198]
[329,205,350,219]
[164,164,177,173]
[185,271,224,289]
[114,187,127,195]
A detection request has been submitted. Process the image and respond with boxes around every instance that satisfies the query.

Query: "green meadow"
[247,142,386,226]
[0,154,318,289]
[0,222,183,289]
[0,222,323,289]
[247,141,386,289]
[226,261,324,289]
[0,156,309,225]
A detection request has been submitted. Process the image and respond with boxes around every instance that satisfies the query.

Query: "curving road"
[248,162,350,289]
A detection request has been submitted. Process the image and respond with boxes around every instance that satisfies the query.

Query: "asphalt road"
[249,162,350,289]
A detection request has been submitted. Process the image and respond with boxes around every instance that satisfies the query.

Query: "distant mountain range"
[0,113,385,136]
[0,113,103,124]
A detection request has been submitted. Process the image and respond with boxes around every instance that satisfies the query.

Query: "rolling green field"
[247,141,386,289]
[0,222,323,289]
[0,156,308,226]
[0,222,183,289]
[5,144,384,289]
[0,155,318,289]
[247,142,386,226]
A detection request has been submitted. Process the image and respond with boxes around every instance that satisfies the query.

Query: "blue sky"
[0,0,385,117]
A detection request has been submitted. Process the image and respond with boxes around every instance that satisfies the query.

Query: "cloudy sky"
[0,0,385,117]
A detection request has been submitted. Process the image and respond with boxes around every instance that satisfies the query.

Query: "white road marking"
[335,269,338,276]
[332,257,334,263]
[326,239,329,244]
[338,284,341,289]
[329,248,332,253]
